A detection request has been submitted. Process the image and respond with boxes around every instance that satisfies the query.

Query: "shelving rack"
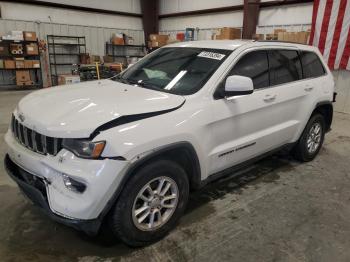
[0,39,42,90]
[47,35,86,86]
[105,43,146,66]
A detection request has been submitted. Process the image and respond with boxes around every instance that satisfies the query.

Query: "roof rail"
[255,40,310,46]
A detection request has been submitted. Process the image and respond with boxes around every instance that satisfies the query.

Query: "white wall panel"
[160,0,243,14]
[160,11,243,31]
[40,0,141,13]
[0,2,142,30]
[258,3,313,26]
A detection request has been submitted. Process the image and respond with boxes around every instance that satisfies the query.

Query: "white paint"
[0,2,142,30]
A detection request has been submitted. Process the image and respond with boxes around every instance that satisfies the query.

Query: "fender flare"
[96,141,201,222]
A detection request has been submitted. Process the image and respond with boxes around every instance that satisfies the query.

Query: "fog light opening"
[62,174,86,193]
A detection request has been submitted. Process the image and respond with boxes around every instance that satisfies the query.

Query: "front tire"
[108,159,189,247]
[293,114,325,162]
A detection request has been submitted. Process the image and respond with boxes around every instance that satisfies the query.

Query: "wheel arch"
[312,101,333,132]
[97,142,202,222]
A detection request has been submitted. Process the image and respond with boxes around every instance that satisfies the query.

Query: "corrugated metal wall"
[0,18,145,56]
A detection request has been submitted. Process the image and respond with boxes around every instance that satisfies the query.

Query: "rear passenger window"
[299,51,326,78]
[229,50,269,89]
[268,50,302,86]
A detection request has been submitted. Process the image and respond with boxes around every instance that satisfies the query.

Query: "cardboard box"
[24,60,33,68]
[17,80,34,86]
[58,75,80,85]
[90,55,101,63]
[23,31,37,41]
[274,29,286,35]
[26,43,39,55]
[296,31,310,44]
[103,55,114,63]
[266,34,278,40]
[252,34,264,40]
[15,60,25,69]
[218,27,241,40]
[149,34,169,42]
[4,60,15,69]
[16,70,31,85]
[0,59,4,69]
[10,43,23,54]
[32,60,40,68]
[80,53,90,64]
[148,41,163,48]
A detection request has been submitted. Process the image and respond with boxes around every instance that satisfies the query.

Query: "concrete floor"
[1,90,350,262]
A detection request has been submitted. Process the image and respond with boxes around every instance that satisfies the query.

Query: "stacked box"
[26,43,39,55]
[23,31,37,41]
[216,27,241,40]
[4,60,15,69]
[16,70,33,86]
[148,34,169,48]
[10,44,23,55]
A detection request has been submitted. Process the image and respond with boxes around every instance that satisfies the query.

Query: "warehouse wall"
[0,1,145,56]
[159,0,313,31]
[0,1,142,30]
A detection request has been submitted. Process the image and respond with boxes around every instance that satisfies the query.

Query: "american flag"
[309,0,350,70]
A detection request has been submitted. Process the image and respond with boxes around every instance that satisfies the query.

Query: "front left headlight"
[62,139,106,159]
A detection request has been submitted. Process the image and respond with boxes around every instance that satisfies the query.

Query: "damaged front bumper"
[4,130,131,235]
[4,154,100,235]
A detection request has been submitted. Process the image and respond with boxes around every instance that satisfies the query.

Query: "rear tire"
[108,159,189,247]
[293,114,325,162]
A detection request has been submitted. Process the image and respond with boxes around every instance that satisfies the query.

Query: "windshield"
[114,47,232,95]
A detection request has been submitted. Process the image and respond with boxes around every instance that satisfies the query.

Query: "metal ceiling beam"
[0,0,142,17]
[159,0,313,18]
[140,0,159,45]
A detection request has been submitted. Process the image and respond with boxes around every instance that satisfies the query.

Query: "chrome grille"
[11,115,62,155]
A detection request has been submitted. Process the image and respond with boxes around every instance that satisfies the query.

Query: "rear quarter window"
[299,51,326,79]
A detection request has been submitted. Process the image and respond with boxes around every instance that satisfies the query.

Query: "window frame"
[213,47,327,100]
[298,50,327,80]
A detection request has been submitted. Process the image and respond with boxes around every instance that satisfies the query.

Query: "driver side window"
[228,50,269,89]
[214,50,269,99]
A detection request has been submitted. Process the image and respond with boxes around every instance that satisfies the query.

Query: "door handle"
[304,86,314,92]
[263,94,276,102]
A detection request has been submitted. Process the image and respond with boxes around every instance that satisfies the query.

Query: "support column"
[242,0,261,39]
[140,0,159,45]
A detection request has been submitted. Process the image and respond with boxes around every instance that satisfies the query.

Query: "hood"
[16,79,185,138]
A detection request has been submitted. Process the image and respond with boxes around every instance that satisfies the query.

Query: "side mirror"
[224,75,254,99]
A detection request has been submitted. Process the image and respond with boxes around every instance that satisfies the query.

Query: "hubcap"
[132,176,179,231]
[306,122,322,154]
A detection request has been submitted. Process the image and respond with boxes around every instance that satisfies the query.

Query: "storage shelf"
[0,39,38,44]
[0,68,41,70]
[0,37,42,90]
[47,35,87,86]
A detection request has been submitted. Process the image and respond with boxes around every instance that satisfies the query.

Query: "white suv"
[5,40,335,246]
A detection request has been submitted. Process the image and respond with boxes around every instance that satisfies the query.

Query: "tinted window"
[300,51,325,78]
[228,50,269,89]
[268,50,302,86]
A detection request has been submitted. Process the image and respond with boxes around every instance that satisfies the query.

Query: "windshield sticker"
[197,51,226,60]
